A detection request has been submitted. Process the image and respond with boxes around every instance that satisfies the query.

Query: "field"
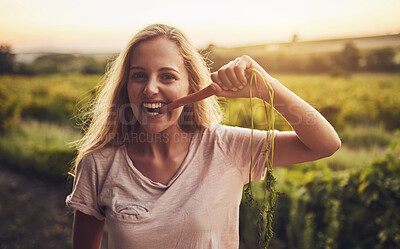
[0,72,399,248]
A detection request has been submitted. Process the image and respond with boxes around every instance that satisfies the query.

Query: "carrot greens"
[243,68,277,249]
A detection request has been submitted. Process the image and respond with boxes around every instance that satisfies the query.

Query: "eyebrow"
[129,66,180,74]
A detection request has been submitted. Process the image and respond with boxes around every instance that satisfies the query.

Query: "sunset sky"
[1,0,399,53]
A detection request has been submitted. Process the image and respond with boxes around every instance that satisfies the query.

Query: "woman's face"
[127,37,190,134]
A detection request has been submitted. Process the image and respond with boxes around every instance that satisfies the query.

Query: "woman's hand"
[210,55,275,99]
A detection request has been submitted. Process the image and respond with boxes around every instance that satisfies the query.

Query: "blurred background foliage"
[0,35,400,248]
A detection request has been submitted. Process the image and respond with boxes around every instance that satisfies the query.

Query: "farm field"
[0,72,399,248]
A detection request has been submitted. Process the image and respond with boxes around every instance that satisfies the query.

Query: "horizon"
[1,0,400,54]
[12,33,400,56]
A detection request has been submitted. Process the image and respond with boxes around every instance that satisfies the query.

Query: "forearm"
[253,65,341,155]
[73,211,105,249]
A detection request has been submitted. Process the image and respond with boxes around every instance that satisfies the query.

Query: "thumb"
[210,82,222,92]
[210,82,225,97]
[210,82,237,98]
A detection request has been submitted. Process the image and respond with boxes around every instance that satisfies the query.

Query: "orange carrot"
[159,84,216,114]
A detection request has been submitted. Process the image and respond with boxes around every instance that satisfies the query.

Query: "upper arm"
[73,210,105,249]
[272,131,331,167]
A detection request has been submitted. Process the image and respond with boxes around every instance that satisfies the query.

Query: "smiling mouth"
[141,103,167,116]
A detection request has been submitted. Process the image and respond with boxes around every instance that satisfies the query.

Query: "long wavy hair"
[69,23,222,176]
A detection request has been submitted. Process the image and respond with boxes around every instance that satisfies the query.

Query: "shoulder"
[200,124,279,146]
[78,144,123,174]
[203,124,259,140]
[203,124,247,137]
[91,144,121,162]
[197,124,253,148]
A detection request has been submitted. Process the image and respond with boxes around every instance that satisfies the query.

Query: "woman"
[66,23,341,249]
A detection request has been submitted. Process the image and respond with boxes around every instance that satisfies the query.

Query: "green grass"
[319,124,396,171]
[0,120,81,181]
[277,73,400,130]
[317,144,390,171]
[271,124,399,172]
[220,73,400,131]
[0,74,101,128]
[340,124,393,148]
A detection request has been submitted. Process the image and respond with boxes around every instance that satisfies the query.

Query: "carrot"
[159,84,216,114]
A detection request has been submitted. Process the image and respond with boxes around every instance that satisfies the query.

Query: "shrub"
[0,45,15,74]
[240,133,400,248]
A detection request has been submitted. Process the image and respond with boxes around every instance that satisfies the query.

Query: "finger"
[210,82,223,92]
[211,72,228,91]
[224,59,244,91]
[210,82,237,98]
[235,58,249,86]
[217,64,236,91]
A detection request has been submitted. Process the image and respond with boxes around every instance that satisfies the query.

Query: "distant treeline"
[0,45,113,75]
[204,42,400,75]
[0,42,399,75]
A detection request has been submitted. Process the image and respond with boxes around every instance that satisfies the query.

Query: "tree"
[0,44,15,74]
[331,42,360,73]
[81,57,106,74]
[365,48,396,71]
[341,42,360,71]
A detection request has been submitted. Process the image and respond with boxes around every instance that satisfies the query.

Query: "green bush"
[336,138,400,248]
[240,135,400,249]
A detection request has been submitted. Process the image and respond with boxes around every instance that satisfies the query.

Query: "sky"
[1,0,399,53]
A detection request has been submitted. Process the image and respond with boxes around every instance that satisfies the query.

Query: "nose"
[142,76,159,98]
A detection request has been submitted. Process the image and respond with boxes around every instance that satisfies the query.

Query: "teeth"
[142,102,165,115]
[143,102,163,108]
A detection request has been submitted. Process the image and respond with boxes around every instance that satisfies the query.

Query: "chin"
[138,120,178,134]
[136,110,182,134]
[142,125,167,134]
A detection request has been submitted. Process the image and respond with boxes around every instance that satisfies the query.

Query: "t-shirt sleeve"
[215,125,278,184]
[65,153,106,220]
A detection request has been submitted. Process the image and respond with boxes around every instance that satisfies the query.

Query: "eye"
[131,72,147,82]
[160,73,177,82]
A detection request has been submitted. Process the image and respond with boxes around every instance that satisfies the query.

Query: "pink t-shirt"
[66,124,277,249]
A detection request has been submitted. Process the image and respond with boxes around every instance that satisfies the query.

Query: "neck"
[126,124,193,158]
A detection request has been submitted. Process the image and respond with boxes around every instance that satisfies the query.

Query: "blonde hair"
[69,23,222,176]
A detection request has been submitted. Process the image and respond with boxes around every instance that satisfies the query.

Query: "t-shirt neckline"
[123,130,198,189]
